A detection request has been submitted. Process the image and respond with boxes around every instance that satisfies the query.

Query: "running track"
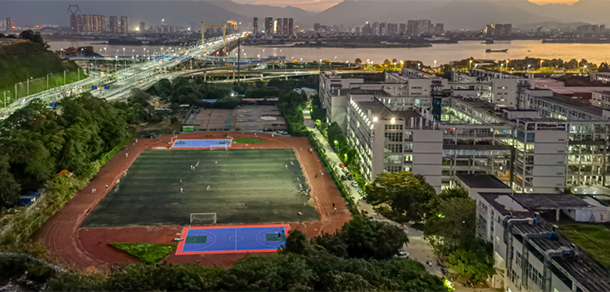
[34,132,351,270]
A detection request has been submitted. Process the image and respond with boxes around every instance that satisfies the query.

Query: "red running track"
[34,132,352,270]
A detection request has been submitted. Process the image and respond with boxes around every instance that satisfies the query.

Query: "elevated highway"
[0,33,247,119]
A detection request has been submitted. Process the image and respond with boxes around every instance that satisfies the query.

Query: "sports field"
[82,149,319,227]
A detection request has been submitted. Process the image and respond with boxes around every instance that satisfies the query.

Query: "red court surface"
[176,224,290,255]
[34,132,352,270]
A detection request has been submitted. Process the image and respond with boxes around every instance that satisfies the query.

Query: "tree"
[448,243,495,282]
[424,197,476,257]
[319,216,409,260]
[19,30,34,40]
[426,187,468,219]
[0,155,20,208]
[366,171,436,222]
[384,59,391,67]
[355,58,362,65]
[218,253,314,291]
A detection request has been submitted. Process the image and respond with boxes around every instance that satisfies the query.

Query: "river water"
[48,39,610,66]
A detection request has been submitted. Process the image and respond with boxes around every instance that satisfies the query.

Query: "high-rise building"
[70,14,78,33]
[288,18,294,35]
[434,23,444,35]
[407,19,432,35]
[109,16,119,33]
[486,23,512,37]
[264,17,273,35]
[120,16,129,34]
[253,17,258,33]
[100,16,107,33]
[399,23,406,34]
[5,17,13,30]
[314,23,321,31]
[139,22,146,32]
[282,17,288,35]
[275,18,282,35]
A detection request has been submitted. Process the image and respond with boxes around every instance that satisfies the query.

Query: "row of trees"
[8,218,448,291]
[364,171,495,282]
[0,94,141,208]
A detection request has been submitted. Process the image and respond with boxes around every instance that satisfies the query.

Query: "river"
[48,40,610,66]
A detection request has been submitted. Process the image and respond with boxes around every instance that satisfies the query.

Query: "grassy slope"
[109,243,177,264]
[0,41,85,102]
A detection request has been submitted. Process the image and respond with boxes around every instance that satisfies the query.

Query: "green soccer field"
[82,149,319,227]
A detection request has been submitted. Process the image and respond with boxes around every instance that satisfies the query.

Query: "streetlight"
[123,47,126,56]
[434,60,437,68]
[60,48,64,56]
[540,60,543,70]
[47,73,53,90]
[469,60,473,70]
[64,70,68,85]
[104,47,107,56]
[26,77,32,96]
[577,59,582,73]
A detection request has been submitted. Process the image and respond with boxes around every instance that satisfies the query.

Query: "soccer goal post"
[190,213,217,225]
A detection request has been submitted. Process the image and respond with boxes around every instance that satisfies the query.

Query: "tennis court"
[176,224,290,255]
[82,149,319,227]
[172,139,232,148]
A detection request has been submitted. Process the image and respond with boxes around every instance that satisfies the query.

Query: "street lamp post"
[26,77,32,96]
[47,73,53,90]
[64,70,67,85]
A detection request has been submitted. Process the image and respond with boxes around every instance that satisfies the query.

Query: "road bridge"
[0,33,247,119]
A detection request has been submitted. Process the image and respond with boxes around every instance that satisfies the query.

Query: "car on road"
[396,249,410,259]
[351,181,358,187]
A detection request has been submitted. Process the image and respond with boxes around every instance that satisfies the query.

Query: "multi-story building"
[275,18,282,35]
[120,16,129,34]
[265,17,273,35]
[69,14,107,33]
[319,68,610,193]
[253,17,258,33]
[399,23,406,34]
[407,19,432,35]
[592,91,610,110]
[486,23,513,38]
[100,16,107,33]
[109,16,119,33]
[288,18,294,36]
[282,18,288,35]
[590,72,610,84]
[139,22,145,32]
[467,186,610,292]
[5,17,13,31]
[434,23,444,35]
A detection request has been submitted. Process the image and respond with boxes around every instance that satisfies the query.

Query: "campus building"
[319,69,610,193]
[454,174,610,292]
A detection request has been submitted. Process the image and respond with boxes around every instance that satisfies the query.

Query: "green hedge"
[308,133,359,216]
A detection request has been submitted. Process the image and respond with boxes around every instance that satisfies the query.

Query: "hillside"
[0,40,83,104]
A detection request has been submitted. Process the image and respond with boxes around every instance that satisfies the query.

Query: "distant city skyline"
[232,0,580,12]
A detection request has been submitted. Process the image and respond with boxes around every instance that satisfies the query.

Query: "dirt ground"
[34,132,351,270]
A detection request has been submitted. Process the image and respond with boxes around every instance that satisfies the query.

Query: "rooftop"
[457,174,511,190]
[513,193,608,211]
[352,99,421,123]
[535,93,603,117]
[478,193,533,216]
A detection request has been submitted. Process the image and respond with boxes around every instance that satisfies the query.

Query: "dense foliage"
[311,216,409,259]
[0,94,137,208]
[424,188,495,282]
[366,171,436,223]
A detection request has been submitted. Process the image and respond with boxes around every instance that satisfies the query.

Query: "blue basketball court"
[171,139,232,149]
[176,224,290,255]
